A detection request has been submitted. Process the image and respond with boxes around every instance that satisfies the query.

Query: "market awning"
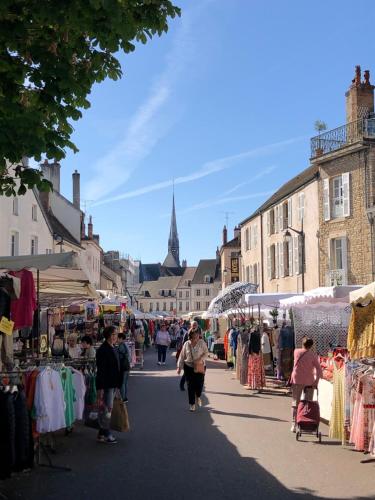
[349,282,375,303]
[244,292,300,308]
[0,251,79,271]
[280,286,362,308]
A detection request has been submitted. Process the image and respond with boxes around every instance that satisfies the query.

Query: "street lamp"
[284,219,305,293]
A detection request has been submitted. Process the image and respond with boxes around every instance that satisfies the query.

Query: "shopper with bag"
[117,333,131,403]
[155,323,171,366]
[177,328,208,412]
[290,337,323,433]
[96,326,122,444]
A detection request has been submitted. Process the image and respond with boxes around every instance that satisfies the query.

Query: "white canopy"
[279,286,362,308]
[0,251,79,271]
[244,292,301,308]
[349,282,375,304]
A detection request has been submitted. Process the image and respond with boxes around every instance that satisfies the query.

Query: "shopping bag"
[110,397,130,432]
[83,402,100,430]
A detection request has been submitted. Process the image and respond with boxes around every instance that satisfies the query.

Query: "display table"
[318,378,333,423]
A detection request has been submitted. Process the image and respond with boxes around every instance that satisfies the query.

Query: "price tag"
[0,317,14,336]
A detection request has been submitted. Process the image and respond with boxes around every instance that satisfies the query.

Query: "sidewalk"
[1,350,374,500]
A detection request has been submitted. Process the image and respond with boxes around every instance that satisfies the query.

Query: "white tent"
[349,282,375,304]
[244,292,301,308]
[280,286,362,308]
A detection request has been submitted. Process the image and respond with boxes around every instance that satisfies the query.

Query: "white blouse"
[177,339,209,370]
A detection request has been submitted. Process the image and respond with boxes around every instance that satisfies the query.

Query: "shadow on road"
[1,350,373,500]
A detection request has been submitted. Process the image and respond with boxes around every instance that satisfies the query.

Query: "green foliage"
[0,0,180,196]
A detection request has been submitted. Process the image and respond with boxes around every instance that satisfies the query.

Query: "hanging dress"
[239,331,250,385]
[329,361,345,443]
[247,330,265,390]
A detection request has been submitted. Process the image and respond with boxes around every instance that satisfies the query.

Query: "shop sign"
[0,317,14,336]
[231,257,239,278]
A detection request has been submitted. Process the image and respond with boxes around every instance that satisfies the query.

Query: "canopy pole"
[37,269,40,356]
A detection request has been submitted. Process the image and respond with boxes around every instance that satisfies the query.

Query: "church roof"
[163,251,179,268]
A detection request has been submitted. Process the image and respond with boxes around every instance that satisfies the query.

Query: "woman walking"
[177,328,208,412]
[155,323,171,366]
[290,337,322,433]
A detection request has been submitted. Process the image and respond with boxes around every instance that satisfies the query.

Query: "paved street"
[2,350,375,500]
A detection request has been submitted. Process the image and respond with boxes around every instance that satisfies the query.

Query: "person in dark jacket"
[96,326,122,444]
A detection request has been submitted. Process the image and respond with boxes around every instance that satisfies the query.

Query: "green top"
[60,367,76,428]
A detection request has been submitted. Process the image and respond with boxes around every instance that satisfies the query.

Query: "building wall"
[50,191,81,243]
[220,244,241,289]
[138,296,177,314]
[0,192,53,256]
[317,145,374,286]
[262,180,319,293]
[81,240,101,289]
[240,215,262,290]
[175,286,192,314]
[190,281,220,313]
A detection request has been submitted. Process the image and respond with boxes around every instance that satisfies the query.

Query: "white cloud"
[83,6,199,201]
[224,165,277,195]
[92,135,303,207]
[177,191,275,215]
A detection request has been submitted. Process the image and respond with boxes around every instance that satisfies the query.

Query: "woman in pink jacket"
[290,337,323,433]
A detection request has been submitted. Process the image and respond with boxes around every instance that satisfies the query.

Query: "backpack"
[118,344,131,372]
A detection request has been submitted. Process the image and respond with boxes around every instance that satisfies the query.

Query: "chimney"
[40,159,61,192]
[72,170,80,209]
[346,65,374,123]
[80,213,86,239]
[234,225,240,239]
[223,225,228,245]
[39,191,51,212]
[88,215,93,240]
[182,259,187,268]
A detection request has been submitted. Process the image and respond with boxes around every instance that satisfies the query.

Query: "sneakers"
[123,398,129,404]
[161,362,166,365]
[157,361,161,365]
[189,404,196,412]
[196,397,202,407]
[290,424,296,433]
[97,432,117,443]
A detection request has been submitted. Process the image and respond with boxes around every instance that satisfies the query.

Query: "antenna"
[221,211,235,228]
[81,199,94,213]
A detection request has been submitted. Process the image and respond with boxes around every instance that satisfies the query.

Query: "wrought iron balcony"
[327,269,347,287]
[311,117,375,158]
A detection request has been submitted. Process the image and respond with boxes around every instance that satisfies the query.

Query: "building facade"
[137,276,181,314]
[176,266,196,314]
[312,66,375,287]
[190,259,221,313]
[220,226,241,289]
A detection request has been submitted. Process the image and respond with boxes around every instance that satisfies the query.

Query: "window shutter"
[288,198,292,227]
[249,265,253,283]
[267,212,271,236]
[249,226,252,250]
[254,225,258,247]
[275,206,279,233]
[279,242,284,277]
[267,247,271,280]
[275,243,279,278]
[288,241,293,277]
[342,173,350,217]
[341,236,348,272]
[294,236,299,275]
[279,205,284,232]
[323,178,330,221]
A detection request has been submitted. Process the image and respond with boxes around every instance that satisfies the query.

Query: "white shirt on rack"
[72,369,86,420]
[34,368,66,433]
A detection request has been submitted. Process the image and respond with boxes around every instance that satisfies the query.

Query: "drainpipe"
[260,212,265,293]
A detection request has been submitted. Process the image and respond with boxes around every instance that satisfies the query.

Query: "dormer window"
[204,275,211,284]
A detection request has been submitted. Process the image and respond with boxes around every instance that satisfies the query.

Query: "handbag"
[83,402,100,429]
[188,342,206,374]
[110,397,130,432]
[286,350,307,387]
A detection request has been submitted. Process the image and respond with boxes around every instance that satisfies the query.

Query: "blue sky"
[58,0,375,265]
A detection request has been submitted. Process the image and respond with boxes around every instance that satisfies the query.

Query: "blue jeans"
[98,388,115,436]
[120,371,130,401]
[157,345,167,363]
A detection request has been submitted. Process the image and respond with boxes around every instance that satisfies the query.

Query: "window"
[46,248,52,254]
[156,302,160,311]
[249,226,252,250]
[253,225,258,248]
[332,176,344,218]
[163,302,167,311]
[324,174,350,221]
[196,289,201,297]
[149,303,153,312]
[298,193,305,222]
[10,231,19,256]
[205,289,210,296]
[179,291,183,298]
[204,275,211,283]
[253,263,258,285]
[267,209,275,235]
[196,301,201,310]
[179,301,183,311]
[246,266,250,282]
[31,236,38,255]
[170,302,174,311]
[245,228,249,251]
[329,237,348,285]
[205,301,210,309]
[267,245,276,280]
[283,241,291,277]
[12,198,19,216]
[32,204,38,221]
[185,290,189,298]
[186,301,189,311]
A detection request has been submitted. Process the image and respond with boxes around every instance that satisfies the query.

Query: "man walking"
[96,326,122,444]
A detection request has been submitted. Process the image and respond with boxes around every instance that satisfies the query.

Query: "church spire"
[163,190,180,268]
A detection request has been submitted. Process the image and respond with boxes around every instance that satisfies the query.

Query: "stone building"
[176,266,197,314]
[137,276,181,314]
[311,66,375,286]
[220,225,241,289]
[190,259,221,313]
